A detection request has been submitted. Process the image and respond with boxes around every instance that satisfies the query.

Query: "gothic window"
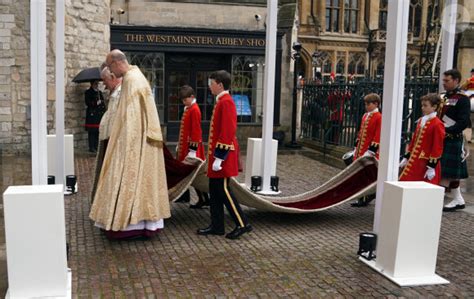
[231,55,266,123]
[336,59,345,74]
[356,60,365,75]
[126,52,165,122]
[344,0,359,33]
[378,0,388,31]
[348,60,356,75]
[322,53,333,74]
[326,0,340,32]
[412,64,418,78]
[336,52,346,81]
[405,57,419,78]
[409,0,422,37]
[376,62,385,78]
[348,53,366,76]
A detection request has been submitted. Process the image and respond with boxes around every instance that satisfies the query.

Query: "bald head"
[106,49,129,78]
[108,49,127,62]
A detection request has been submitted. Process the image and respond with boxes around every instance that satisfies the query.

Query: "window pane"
[324,60,332,73]
[356,61,365,74]
[326,9,331,31]
[414,6,422,36]
[336,60,345,74]
[333,9,339,31]
[231,55,265,123]
[195,71,213,121]
[412,64,418,77]
[344,11,350,32]
[167,71,190,121]
[348,61,356,74]
[351,11,357,33]
[125,52,165,123]
[351,0,358,9]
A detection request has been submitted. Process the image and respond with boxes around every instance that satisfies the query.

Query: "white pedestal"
[363,181,449,286]
[244,138,278,189]
[3,185,70,298]
[47,134,75,178]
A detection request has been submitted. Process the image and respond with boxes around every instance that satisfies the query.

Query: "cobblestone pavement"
[0,146,473,298]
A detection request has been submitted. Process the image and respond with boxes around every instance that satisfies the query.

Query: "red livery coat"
[176,103,205,161]
[399,116,445,185]
[461,76,474,91]
[207,93,240,178]
[353,111,382,159]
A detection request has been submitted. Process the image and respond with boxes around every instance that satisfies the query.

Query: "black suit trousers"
[209,177,248,231]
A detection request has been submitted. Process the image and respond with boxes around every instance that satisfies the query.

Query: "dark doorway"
[165,53,230,142]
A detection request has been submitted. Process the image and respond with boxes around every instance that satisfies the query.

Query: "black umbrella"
[72,67,101,83]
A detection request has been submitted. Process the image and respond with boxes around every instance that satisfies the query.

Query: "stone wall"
[0,0,110,155]
[112,1,268,31]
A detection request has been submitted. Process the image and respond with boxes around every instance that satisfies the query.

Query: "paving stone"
[0,147,473,296]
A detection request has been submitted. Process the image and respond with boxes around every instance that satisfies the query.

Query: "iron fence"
[301,79,439,154]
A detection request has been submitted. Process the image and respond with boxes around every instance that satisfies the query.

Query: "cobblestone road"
[0,147,473,297]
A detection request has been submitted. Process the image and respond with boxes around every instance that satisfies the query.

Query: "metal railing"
[301,79,438,154]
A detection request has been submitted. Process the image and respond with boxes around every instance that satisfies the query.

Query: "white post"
[438,0,458,92]
[260,0,278,193]
[4,185,70,297]
[30,0,48,185]
[373,0,410,232]
[55,0,66,185]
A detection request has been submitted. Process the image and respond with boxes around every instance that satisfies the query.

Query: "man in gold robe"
[90,50,170,239]
[91,66,122,202]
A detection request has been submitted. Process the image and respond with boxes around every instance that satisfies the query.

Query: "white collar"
[184,98,196,111]
[366,108,379,115]
[421,111,437,127]
[216,90,229,102]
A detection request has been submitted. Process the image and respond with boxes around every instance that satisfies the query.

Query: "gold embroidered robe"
[89,66,170,231]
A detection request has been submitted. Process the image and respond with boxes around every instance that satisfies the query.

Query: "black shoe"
[190,199,210,209]
[351,199,368,207]
[197,226,224,236]
[443,204,465,212]
[225,224,252,240]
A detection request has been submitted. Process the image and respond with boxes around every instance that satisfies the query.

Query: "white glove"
[363,150,375,158]
[424,166,435,181]
[186,150,197,159]
[212,158,223,172]
[399,158,408,168]
[175,145,179,153]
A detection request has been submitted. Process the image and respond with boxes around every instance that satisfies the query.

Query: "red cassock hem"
[104,228,161,240]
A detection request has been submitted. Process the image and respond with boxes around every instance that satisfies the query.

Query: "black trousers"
[88,131,99,151]
[209,177,248,231]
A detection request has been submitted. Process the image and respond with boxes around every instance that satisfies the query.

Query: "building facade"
[1,0,471,154]
[298,0,474,82]
[109,0,297,143]
[0,0,297,154]
[0,0,110,155]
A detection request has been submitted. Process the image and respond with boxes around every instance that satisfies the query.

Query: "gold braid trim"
[216,142,235,151]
